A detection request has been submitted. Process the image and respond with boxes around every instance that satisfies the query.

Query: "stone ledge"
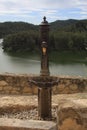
[0,118,57,130]
[57,98,87,130]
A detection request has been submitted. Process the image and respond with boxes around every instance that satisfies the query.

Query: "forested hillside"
[0,22,38,38]
[1,19,87,52]
[50,19,87,32]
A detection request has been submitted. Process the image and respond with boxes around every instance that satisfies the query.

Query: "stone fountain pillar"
[38,17,51,118]
[29,17,58,120]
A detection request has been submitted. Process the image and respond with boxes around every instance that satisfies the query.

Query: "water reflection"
[50,63,87,76]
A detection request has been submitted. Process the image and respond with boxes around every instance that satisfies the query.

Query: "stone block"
[22,87,32,93]
[57,99,87,130]
[0,118,57,130]
[0,81,8,86]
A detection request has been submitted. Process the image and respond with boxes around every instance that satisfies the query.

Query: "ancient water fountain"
[29,17,58,119]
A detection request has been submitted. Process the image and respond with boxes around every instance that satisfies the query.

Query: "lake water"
[0,39,87,77]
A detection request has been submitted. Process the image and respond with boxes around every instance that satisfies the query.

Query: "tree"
[2,31,39,52]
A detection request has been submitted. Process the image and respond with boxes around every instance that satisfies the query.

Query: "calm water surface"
[0,39,87,77]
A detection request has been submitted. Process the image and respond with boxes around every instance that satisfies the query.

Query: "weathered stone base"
[57,98,87,130]
[0,118,57,130]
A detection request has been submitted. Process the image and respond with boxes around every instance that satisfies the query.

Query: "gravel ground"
[0,107,57,121]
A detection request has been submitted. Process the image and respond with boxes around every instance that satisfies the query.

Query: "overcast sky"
[0,0,87,24]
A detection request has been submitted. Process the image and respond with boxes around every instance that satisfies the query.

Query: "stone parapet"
[0,73,87,94]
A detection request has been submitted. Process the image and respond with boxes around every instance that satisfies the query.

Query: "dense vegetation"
[1,19,87,53]
[0,22,38,38]
[3,31,39,52]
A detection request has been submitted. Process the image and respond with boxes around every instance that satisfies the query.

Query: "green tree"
[3,31,39,52]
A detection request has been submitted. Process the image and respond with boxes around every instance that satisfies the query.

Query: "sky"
[0,0,87,25]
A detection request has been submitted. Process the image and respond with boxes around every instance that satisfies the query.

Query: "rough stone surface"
[57,98,87,130]
[0,73,87,94]
[0,118,57,130]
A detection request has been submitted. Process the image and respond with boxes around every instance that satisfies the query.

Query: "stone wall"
[0,73,87,95]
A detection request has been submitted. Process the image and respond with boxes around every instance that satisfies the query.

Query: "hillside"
[0,22,38,38]
[1,19,87,52]
[50,19,87,32]
[0,19,87,38]
[50,19,77,30]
